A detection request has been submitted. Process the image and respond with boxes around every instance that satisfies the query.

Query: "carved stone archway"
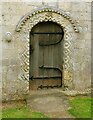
[16,7,79,90]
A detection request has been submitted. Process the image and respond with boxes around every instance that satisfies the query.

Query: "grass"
[2,96,92,119]
[2,105,48,118]
[68,97,92,119]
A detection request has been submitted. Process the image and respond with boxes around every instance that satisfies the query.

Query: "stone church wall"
[1,1,91,101]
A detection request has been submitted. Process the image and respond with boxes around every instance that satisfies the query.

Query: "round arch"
[16,6,79,90]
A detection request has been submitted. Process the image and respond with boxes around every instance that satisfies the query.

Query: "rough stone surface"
[1,1,91,100]
[27,89,74,118]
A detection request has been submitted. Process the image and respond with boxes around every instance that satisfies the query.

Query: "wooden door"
[29,21,64,90]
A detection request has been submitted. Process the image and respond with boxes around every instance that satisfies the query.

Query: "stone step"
[26,89,73,118]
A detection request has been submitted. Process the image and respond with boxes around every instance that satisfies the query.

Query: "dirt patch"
[2,99,26,109]
[27,89,74,118]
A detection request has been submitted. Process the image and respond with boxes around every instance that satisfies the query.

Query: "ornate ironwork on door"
[29,21,64,90]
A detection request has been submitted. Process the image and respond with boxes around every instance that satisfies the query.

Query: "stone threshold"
[28,88,91,97]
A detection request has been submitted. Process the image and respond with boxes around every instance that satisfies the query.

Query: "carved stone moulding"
[16,6,79,89]
[15,7,79,33]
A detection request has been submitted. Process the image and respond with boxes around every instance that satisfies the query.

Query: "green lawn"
[2,97,92,119]
[68,97,92,118]
[2,105,48,118]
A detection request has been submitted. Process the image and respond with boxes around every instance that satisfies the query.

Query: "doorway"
[29,21,64,90]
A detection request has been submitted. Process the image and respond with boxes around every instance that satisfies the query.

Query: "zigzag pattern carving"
[19,36,29,81]
[16,7,78,88]
[15,7,79,33]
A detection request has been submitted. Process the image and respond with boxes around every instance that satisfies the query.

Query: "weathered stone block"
[58,2,72,12]
[2,58,9,66]
[70,2,91,12]
[42,0,58,7]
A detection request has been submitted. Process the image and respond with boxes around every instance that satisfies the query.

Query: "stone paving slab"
[27,89,74,118]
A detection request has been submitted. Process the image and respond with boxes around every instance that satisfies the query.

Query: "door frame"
[15,6,79,91]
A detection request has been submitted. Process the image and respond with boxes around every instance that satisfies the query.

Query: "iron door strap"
[39,65,62,75]
[30,76,61,79]
[30,32,63,35]
[39,65,62,87]
[37,85,61,89]
[39,35,63,46]
[30,66,62,87]
[30,32,64,46]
